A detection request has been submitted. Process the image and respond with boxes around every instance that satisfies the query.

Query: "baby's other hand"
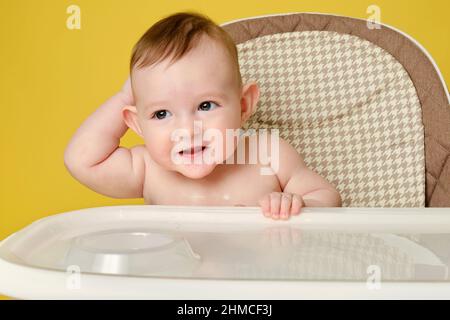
[258,192,304,220]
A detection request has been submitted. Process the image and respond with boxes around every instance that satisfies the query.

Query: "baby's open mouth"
[179,145,207,156]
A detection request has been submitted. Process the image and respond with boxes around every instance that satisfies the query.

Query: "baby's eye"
[151,109,172,120]
[198,101,219,112]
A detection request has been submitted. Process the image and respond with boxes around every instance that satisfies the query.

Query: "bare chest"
[143,163,281,206]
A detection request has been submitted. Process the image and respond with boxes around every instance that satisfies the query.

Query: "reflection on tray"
[185,228,449,281]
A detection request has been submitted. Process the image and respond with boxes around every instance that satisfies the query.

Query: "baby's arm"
[64,79,146,198]
[259,137,342,219]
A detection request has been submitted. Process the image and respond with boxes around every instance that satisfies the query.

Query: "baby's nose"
[179,118,204,136]
[173,118,204,144]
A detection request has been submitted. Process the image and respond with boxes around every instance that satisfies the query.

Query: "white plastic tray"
[1,205,450,299]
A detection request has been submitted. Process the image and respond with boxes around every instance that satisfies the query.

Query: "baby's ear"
[240,81,260,125]
[122,105,143,138]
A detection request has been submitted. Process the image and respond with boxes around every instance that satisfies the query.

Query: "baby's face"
[130,36,245,179]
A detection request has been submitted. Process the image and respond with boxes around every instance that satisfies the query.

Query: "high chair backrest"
[221,13,450,207]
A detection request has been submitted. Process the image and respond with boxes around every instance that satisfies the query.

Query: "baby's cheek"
[144,138,172,164]
[221,126,241,157]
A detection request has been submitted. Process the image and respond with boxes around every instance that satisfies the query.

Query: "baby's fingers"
[269,192,282,220]
[290,194,304,216]
[279,193,293,220]
[259,192,300,220]
[258,194,271,217]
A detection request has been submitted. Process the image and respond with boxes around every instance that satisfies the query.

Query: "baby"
[64,11,342,220]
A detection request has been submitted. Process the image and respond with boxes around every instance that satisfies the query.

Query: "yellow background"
[0,0,449,299]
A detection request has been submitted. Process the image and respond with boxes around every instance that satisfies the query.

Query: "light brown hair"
[130,11,242,89]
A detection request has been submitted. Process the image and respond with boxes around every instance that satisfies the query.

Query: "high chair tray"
[1,205,450,299]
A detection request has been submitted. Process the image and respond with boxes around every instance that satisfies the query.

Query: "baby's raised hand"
[120,77,135,106]
[258,192,305,220]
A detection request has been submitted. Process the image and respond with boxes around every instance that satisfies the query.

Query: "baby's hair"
[130,11,242,89]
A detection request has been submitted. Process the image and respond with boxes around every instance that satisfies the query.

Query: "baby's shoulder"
[244,129,307,185]
[242,129,296,159]
[130,144,154,175]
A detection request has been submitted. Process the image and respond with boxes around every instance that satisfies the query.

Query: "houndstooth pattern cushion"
[237,31,425,207]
